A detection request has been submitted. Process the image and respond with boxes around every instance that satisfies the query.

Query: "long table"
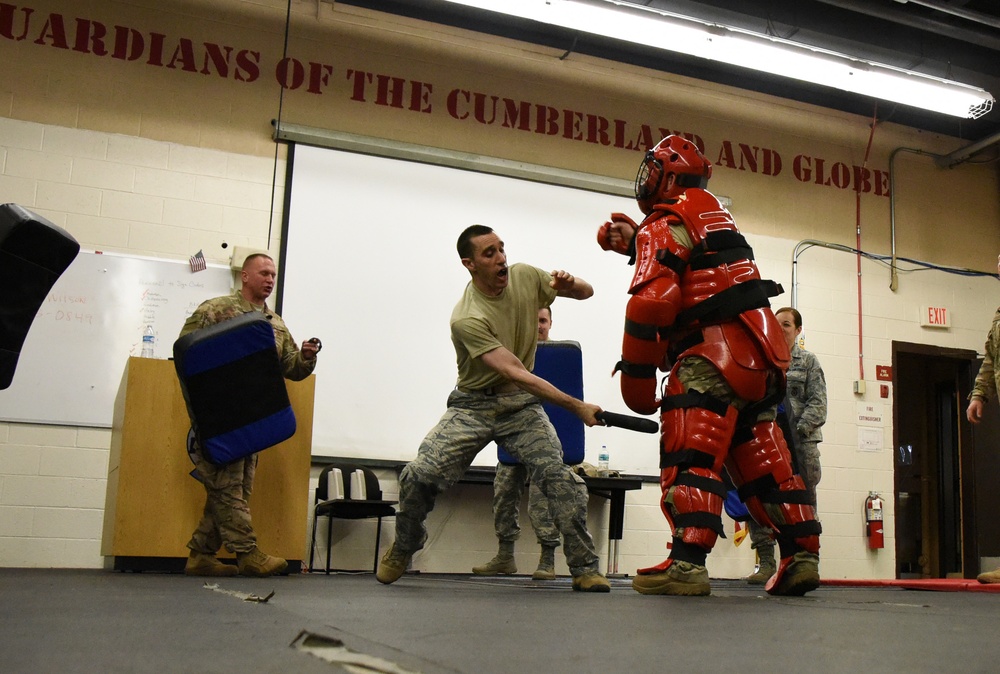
[459,466,644,576]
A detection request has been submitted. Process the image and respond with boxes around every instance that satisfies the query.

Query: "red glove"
[597,213,637,255]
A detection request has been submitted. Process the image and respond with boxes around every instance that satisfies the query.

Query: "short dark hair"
[539,306,552,320]
[457,225,494,259]
[775,306,802,328]
[241,252,273,271]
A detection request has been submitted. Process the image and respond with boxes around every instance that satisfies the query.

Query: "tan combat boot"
[376,543,412,584]
[572,571,611,592]
[766,551,820,596]
[977,566,1000,584]
[746,544,777,585]
[184,551,237,577]
[472,540,517,575]
[532,545,557,580]
[632,560,711,596]
[236,547,287,577]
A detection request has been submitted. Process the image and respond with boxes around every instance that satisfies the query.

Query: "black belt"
[457,383,520,395]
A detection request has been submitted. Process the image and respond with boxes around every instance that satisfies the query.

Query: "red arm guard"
[616,214,688,416]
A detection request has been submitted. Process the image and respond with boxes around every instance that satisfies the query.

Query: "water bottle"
[598,445,610,477]
[141,325,155,358]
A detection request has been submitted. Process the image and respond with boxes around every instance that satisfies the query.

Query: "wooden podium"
[101,357,315,572]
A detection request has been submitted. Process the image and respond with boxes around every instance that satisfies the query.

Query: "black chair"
[309,463,397,574]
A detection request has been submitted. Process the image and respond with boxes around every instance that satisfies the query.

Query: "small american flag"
[189,249,207,272]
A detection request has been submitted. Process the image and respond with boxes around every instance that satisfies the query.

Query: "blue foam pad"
[0,204,80,389]
[498,340,584,466]
[173,312,296,464]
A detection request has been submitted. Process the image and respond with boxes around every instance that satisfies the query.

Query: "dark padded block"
[498,340,585,466]
[0,203,81,389]
[173,312,296,465]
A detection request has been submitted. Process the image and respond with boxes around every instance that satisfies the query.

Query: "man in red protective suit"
[597,135,821,597]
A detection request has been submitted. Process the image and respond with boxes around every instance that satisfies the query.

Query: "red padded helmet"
[635,135,712,214]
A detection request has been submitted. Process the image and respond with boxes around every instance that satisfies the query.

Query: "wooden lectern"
[101,357,315,572]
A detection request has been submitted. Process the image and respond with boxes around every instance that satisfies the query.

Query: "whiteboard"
[0,252,233,427]
[281,144,666,475]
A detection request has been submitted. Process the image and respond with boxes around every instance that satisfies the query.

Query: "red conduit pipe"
[855,107,878,382]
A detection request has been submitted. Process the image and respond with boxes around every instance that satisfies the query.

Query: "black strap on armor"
[736,384,786,430]
[613,360,657,379]
[738,474,816,507]
[624,318,660,341]
[673,511,726,537]
[675,471,728,497]
[688,231,755,271]
[665,330,703,365]
[776,520,823,540]
[654,247,687,276]
[660,448,716,471]
[661,390,731,418]
[675,278,783,327]
[669,539,708,566]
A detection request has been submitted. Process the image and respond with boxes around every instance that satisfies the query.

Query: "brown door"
[892,342,980,579]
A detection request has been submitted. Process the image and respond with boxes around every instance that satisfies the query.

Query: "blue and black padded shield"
[173,312,296,464]
[0,203,80,389]
[498,340,585,466]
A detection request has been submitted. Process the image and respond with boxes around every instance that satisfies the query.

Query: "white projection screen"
[281,142,664,475]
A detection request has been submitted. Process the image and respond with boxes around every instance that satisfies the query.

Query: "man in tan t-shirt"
[377,225,610,592]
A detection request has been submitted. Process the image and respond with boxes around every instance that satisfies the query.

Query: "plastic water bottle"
[141,325,155,358]
[598,445,610,477]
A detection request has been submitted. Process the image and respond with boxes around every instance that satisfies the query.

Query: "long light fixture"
[440,0,994,119]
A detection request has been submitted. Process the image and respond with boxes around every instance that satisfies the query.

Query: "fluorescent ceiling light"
[440,0,994,119]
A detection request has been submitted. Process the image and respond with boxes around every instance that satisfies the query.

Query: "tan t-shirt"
[450,263,557,390]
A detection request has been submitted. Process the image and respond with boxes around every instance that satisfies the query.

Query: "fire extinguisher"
[865,491,884,549]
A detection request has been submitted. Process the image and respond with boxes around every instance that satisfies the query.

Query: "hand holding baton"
[595,411,659,434]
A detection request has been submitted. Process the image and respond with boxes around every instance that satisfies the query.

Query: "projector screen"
[281,142,664,476]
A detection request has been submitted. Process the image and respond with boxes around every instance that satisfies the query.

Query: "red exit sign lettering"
[920,306,950,328]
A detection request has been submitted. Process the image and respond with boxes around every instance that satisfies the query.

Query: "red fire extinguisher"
[865,491,884,549]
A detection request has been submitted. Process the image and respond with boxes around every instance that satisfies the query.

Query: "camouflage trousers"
[749,440,822,550]
[187,449,258,555]
[492,462,560,548]
[395,389,598,575]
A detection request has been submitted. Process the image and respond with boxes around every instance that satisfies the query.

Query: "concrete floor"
[3,568,999,673]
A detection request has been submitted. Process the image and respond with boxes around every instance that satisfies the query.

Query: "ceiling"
[338,0,1000,152]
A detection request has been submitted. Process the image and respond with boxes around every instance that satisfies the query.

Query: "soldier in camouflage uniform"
[474,307,561,580]
[377,225,610,592]
[966,253,1000,584]
[747,307,826,584]
[181,252,318,578]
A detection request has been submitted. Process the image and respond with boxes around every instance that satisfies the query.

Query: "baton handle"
[596,411,659,434]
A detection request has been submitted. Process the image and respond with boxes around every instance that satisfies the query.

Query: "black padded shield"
[0,204,81,389]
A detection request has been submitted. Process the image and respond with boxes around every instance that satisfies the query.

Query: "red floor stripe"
[821,578,1000,592]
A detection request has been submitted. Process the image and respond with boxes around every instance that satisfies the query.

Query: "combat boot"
[236,547,287,577]
[572,571,610,592]
[532,545,557,580]
[472,554,517,575]
[184,551,237,577]
[376,543,412,584]
[632,560,711,596]
[978,566,1000,584]
[766,551,820,596]
[746,544,777,585]
[472,540,517,575]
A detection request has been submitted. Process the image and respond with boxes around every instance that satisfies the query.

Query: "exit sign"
[920,306,951,328]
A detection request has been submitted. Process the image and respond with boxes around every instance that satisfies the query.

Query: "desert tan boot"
[572,571,611,592]
[236,547,287,577]
[184,551,237,577]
